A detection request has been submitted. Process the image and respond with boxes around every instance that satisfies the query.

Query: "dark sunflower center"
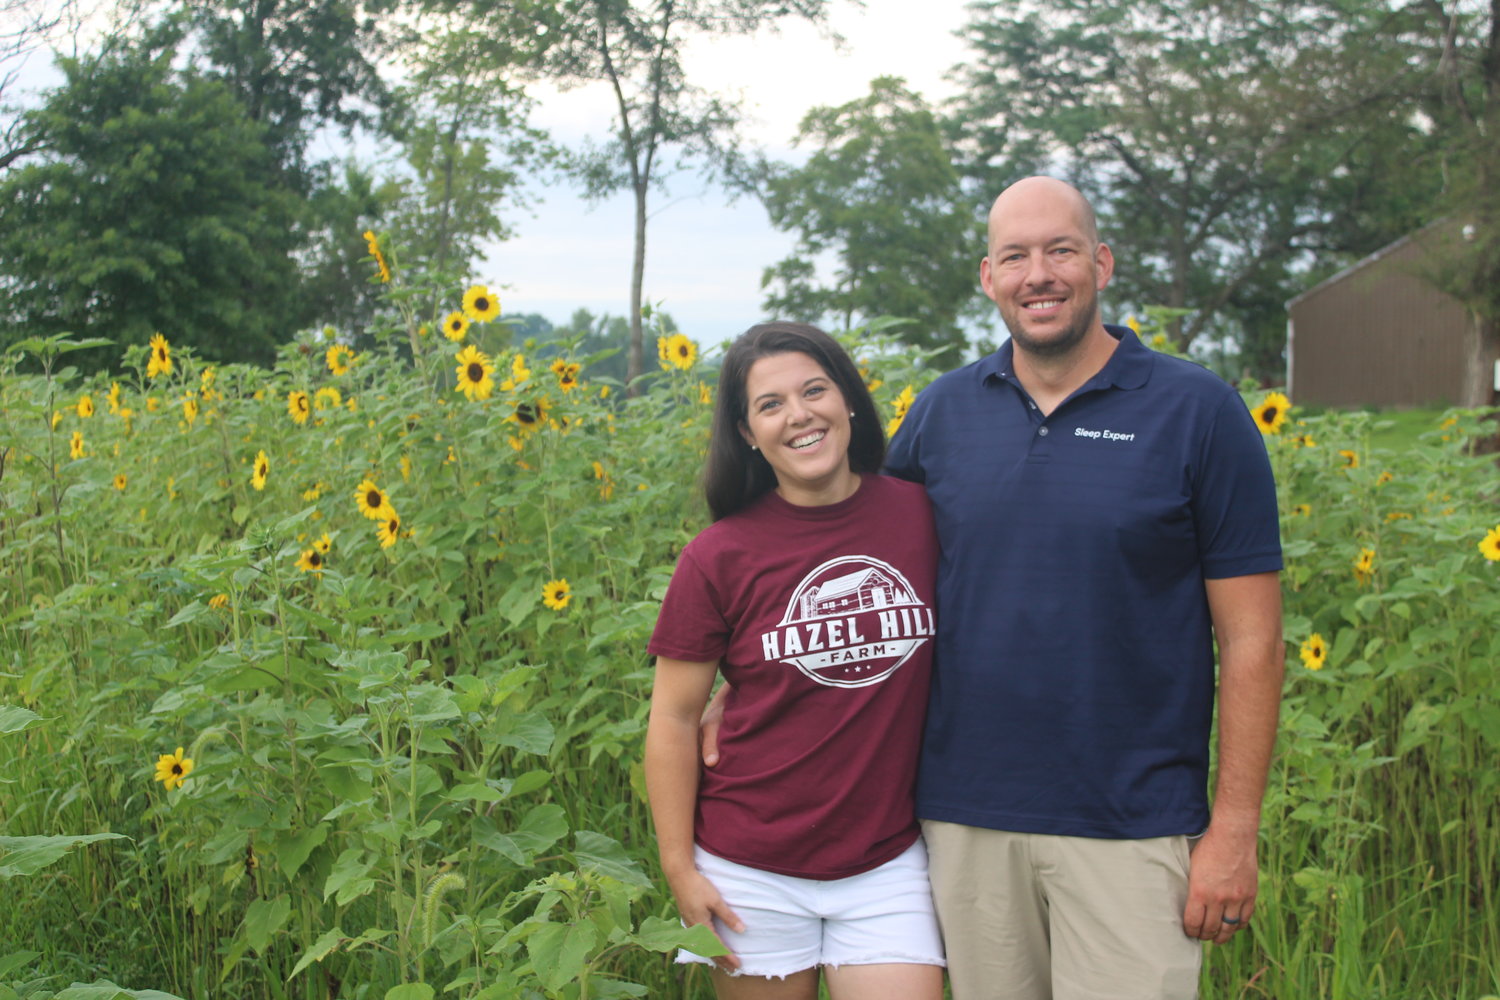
[1264,407,1278,422]
[156,349,166,361]
[468,363,484,381]
[517,404,537,424]
[258,462,267,476]
[366,489,381,507]
[310,552,322,567]
[475,297,490,311]
[171,763,183,775]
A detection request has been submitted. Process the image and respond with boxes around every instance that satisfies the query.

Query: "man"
[879,176,1285,998]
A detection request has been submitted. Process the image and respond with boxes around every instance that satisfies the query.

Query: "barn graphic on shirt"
[760,555,934,688]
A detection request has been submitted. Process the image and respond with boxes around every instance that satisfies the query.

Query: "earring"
[750,445,759,451]
[849,411,855,418]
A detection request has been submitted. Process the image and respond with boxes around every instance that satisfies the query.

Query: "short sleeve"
[1193,391,1283,579]
[883,393,928,483]
[647,546,732,663]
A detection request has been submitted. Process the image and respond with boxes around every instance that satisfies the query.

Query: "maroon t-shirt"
[648,474,938,880]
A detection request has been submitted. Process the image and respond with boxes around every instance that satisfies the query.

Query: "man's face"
[980,188,1113,359]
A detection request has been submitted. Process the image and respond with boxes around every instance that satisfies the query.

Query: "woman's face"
[738,351,858,506]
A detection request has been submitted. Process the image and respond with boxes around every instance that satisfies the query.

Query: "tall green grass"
[1,318,1496,999]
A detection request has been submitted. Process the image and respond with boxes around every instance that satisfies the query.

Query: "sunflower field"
[1,292,1497,998]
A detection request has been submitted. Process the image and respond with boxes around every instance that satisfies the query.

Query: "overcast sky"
[476,0,979,345]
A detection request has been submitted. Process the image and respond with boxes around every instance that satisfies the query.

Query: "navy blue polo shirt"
[885,326,1281,839]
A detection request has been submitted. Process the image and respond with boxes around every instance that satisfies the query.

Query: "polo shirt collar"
[978,323,1154,392]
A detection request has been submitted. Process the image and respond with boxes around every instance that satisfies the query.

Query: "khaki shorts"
[922,820,1201,1000]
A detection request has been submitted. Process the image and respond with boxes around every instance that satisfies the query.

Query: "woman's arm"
[643,655,745,968]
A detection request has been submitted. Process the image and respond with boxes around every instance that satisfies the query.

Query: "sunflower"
[399,454,412,482]
[146,333,173,379]
[1479,525,1500,562]
[1292,433,1317,448]
[1251,392,1290,435]
[200,367,216,395]
[113,473,127,491]
[377,511,401,549]
[326,344,355,376]
[698,382,712,405]
[182,396,199,427]
[363,229,391,283]
[659,333,698,371]
[70,430,85,460]
[77,394,95,418]
[463,285,501,323]
[442,311,470,342]
[154,746,194,791]
[1339,449,1360,470]
[313,532,332,554]
[296,547,325,574]
[1291,503,1312,516]
[355,478,395,521]
[551,358,581,392]
[287,391,311,425]
[251,450,270,491]
[509,397,549,434]
[147,397,161,412]
[1299,633,1327,671]
[107,383,122,414]
[1353,546,1376,586]
[455,345,496,402]
[501,353,531,391]
[313,387,343,411]
[542,578,572,610]
[892,385,916,420]
[1376,470,1393,485]
[208,593,229,610]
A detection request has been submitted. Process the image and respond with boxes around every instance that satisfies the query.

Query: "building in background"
[1287,221,1496,408]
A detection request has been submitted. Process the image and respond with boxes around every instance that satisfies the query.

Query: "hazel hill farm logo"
[760,556,934,688]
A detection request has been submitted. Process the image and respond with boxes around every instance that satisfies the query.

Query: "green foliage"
[181,0,394,178]
[949,0,1458,378]
[761,77,979,366]
[0,45,304,366]
[1,287,1497,997]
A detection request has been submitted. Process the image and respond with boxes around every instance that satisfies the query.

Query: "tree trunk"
[628,179,648,391]
[1460,312,1500,407]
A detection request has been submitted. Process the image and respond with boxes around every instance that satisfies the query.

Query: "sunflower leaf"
[0,706,45,736]
[287,926,345,980]
[0,833,127,878]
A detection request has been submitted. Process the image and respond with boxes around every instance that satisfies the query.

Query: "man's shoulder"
[1141,348,1240,401]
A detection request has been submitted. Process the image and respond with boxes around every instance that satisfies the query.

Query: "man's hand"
[699,684,729,767]
[1182,825,1258,944]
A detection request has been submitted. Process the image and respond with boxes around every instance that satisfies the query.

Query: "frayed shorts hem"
[676,953,947,978]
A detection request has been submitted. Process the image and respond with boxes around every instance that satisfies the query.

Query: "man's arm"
[1183,570,1284,944]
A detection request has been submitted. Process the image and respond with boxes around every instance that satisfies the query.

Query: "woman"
[644,322,944,999]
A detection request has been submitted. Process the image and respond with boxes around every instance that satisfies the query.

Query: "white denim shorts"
[678,837,946,978]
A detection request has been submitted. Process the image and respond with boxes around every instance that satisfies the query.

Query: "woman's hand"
[666,867,745,971]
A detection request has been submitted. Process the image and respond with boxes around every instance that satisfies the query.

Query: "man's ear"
[1094,242,1115,290]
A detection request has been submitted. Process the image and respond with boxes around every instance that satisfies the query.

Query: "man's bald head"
[987,176,1100,255]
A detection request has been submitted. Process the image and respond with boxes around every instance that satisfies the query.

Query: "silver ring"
[1222,916,1242,925]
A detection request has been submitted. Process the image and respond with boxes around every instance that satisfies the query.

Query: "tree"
[1417,0,1500,405]
[0,44,304,363]
[530,0,834,387]
[178,0,394,181]
[948,0,1450,378]
[1,0,79,172]
[379,26,553,313]
[761,77,977,363]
